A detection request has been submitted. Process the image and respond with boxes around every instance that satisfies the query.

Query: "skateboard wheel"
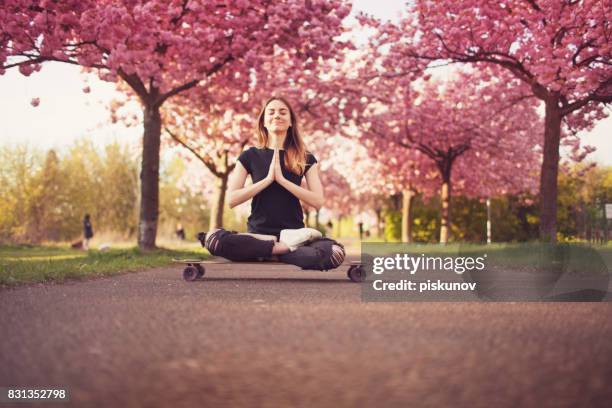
[183,265,199,281]
[348,265,366,283]
[195,264,205,278]
[346,266,354,280]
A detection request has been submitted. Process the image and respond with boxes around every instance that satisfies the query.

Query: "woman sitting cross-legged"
[197,96,345,271]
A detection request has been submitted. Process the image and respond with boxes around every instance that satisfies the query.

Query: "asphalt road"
[1,257,611,408]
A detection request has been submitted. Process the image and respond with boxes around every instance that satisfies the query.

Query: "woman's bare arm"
[227,151,277,208]
[277,163,325,210]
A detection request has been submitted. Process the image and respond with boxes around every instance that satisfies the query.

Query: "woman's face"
[264,99,291,134]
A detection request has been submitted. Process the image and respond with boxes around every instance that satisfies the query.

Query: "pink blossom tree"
[1,0,351,248]
[355,68,543,243]
[163,96,252,230]
[364,0,612,241]
[338,125,439,243]
[310,134,391,222]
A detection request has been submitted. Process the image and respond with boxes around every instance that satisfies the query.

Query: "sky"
[0,1,610,165]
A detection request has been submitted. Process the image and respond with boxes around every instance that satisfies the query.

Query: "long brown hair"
[256,96,308,176]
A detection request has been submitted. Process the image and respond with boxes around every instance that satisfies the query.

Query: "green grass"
[2,242,610,288]
[0,245,209,288]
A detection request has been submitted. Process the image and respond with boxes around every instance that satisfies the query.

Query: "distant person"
[326,220,333,237]
[176,223,186,240]
[357,221,364,240]
[83,214,94,250]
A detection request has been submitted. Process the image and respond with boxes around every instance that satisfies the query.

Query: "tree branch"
[117,68,149,101]
[561,78,612,115]
[157,54,235,106]
[164,127,220,177]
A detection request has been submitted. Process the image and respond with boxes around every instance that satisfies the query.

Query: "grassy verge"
[0,245,209,288]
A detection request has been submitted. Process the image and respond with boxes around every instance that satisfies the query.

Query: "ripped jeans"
[199,229,346,271]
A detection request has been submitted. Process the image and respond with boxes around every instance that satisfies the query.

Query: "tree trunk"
[437,159,453,244]
[440,180,451,244]
[210,173,229,230]
[315,209,320,230]
[390,193,402,211]
[586,211,592,243]
[401,188,415,243]
[602,202,609,244]
[138,104,161,250]
[375,208,382,238]
[539,98,562,242]
[576,202,586,240]
[486,198,492,244]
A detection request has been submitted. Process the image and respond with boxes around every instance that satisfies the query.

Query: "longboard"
[172,258,366,282]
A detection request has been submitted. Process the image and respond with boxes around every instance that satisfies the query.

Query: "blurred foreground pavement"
[1,257,611,407]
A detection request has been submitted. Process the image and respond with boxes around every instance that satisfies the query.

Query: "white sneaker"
[279,228,323,251]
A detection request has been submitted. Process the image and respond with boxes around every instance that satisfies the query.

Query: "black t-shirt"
[237,147,318,236]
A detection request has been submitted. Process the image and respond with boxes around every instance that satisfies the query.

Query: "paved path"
[1,258,611,407]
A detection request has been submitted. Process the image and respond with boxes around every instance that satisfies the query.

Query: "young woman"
[199,96,345,271]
